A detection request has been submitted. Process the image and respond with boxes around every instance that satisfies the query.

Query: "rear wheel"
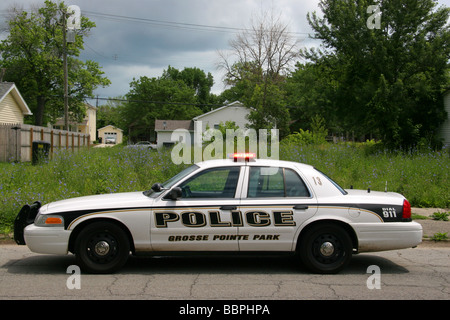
[298,223,352,274]
[74,221,130,274]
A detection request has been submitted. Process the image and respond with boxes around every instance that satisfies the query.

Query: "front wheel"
[74,221,130,274]
[298,223,353,274]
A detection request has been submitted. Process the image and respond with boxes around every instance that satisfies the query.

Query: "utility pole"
[62,5,80,131]
[63,10,69,131]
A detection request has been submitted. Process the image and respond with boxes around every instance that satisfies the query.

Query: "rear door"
[238,165,318,251]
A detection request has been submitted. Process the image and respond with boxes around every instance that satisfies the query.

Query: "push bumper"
[14,202,41,245]
[14,201,70,255]
[353,221,423,252]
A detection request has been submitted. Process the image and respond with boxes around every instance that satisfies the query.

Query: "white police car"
[14,153,422,274]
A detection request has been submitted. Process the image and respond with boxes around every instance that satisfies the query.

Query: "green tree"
[292,0,450,148]
[162,66,218,112]
[286,60,342,134]
[123,74,203,141]
[0,0,110,126]
[96,97,125,130]
[218,11,300,136]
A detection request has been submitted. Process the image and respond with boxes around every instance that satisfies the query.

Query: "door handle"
[220,205,237,210]
[293,205,309,210]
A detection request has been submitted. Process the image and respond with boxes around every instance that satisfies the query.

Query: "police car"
[14,153,422,274]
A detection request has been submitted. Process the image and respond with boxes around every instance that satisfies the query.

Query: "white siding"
[156,131,195,148]
[156,131,175,148]
[0,94,24,124]
[195,105,251,132]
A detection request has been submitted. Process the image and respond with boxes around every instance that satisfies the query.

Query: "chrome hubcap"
[319,241,335,257]
[94,241,110,256]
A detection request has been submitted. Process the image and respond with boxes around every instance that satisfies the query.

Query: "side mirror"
[164,187,182,200]
[151,183,164,192]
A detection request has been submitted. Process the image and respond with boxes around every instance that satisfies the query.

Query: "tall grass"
[0,147,188,234]
[0,143,448,234]
[281,143,449,209]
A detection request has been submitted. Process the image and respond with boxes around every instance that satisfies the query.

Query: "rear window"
[248,166,310,198]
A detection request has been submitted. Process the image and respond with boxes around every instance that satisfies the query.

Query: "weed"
[430,212,449,221]
[430,232,449,241]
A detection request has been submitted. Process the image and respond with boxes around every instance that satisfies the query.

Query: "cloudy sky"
[1,0,450,101]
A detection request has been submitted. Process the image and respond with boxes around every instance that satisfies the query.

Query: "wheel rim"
[86,232,118,264]
[311,233,344,265]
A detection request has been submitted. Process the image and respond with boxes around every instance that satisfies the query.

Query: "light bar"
[230,153,256,162]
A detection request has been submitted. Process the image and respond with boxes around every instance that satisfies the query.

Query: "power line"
[86,96,304,109]
[83,10,240,34]
[96,95,225,107]
[0,8,313,36]
[60,94,226,107]
[82,10,312,36]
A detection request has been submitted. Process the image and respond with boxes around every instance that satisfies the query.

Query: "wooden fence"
[0,123,90,162]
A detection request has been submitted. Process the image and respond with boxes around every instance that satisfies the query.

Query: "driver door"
[150,166,243,251]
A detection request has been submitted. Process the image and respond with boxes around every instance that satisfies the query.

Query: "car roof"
[195,157,314,171]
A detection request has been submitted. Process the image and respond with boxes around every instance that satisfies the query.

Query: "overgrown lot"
[1,143,448,234]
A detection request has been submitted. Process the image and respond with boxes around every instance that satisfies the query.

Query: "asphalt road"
[0,243,449,301]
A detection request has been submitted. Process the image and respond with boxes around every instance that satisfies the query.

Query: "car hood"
[41,192,155,215]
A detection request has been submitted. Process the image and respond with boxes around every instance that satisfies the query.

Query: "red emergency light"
[231,153,256,162]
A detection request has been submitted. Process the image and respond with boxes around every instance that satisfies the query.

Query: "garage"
[97,125,123,145]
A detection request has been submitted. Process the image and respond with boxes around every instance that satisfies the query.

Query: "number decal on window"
[312,177,322,186]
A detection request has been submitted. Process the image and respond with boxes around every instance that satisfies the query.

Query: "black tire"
[74,221,130,274]
[298,223,352,274]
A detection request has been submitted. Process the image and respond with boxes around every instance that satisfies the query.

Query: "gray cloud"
[2,0,450,98]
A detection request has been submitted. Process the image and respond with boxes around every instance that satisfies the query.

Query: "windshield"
[143,164,199,197]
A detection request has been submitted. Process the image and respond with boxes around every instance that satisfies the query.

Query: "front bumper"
[14,202,71,255]
[14,202,41,245]
[24,224,71,255]
[354,221,423,252]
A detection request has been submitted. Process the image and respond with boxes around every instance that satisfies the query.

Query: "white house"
[154,101,251,148]
[192,101,251,132]
[154,120,194,148]
[52,103,97,142]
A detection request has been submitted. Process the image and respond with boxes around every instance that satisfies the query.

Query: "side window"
[248,167,284,197]
[284,168,310,197]
[178,167,240,198]
[248,167,310,198]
